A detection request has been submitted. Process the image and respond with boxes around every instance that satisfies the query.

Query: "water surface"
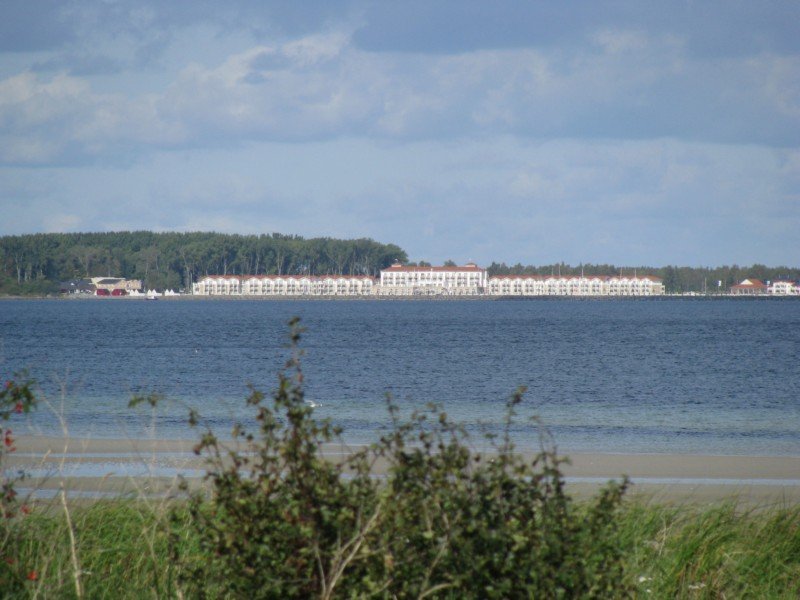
[1,298,798,455]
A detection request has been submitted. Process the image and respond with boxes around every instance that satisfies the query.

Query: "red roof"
[383,263,484,272]
[731,279,767,289]
[198,275,376,282]
[489,274,662,282]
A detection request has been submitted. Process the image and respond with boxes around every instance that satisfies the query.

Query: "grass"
[618,500,800,598]
[2,500,180,598]
[0,497,798,598]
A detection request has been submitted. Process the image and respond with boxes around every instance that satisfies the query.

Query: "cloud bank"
[1,1,798,266]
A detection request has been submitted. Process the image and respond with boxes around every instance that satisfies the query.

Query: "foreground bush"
[173,318,631,598]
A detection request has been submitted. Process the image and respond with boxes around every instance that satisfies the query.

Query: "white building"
[769,280,800,295]
[486,274,665,296]
[192,264,665,297]
[376,262,488,296]
[90,277,143,292]
[193,275,376,296]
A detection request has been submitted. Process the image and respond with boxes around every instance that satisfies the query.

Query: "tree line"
[2,231,797,295]
[486,262,800,293]
[0,232,408,294]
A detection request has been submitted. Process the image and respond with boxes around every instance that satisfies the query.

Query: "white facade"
[90,277,143,291]
[769,280,800,295]
[193,275,375,296]
[192,266,666,297]
[376,262,488,296]
[486,275,665,297]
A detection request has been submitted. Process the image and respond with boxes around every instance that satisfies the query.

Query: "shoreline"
[11,435,800,505]
[3,294,799,301]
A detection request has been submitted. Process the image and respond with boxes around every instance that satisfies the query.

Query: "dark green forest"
[486,262,800,294]
[0,232,407,295]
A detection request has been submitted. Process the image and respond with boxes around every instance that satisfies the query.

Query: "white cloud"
[42,213,82,232]
[0,72,90,127]
[756,55,800,119]
[0,71,186,164]
[0,25,798,167]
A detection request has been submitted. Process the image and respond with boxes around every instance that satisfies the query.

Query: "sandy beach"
[7,435,799,505]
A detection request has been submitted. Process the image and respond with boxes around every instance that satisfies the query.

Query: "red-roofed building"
[730,279,769,295]
[769,280,800,295]
[191,264,666,297]
[486,274,664,296]
[377,262,488,295]
[193,275,376,296]
[731,278,769,296]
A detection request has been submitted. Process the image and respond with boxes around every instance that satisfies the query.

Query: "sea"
[1,297,798,457]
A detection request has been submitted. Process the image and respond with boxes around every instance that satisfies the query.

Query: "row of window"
[195,282,374,295]
[486,283,663,295]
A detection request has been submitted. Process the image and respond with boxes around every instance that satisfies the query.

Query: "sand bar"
[8,435,800,505]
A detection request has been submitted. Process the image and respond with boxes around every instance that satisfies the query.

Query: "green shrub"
[0,372,38,593]
[174,318,631,598]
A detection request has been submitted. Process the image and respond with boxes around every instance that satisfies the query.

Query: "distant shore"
[10,435,800,505]
[2,293,799,302]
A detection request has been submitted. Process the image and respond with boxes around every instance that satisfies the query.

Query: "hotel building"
[192,263,665,297]
[375,262,488,296]
[768,280,800,295]
[486,274,665,296]
[193,275,375,296]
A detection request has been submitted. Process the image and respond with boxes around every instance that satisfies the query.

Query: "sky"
[1,0,798,267]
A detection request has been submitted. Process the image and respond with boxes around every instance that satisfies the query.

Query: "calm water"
[1,298,799,456]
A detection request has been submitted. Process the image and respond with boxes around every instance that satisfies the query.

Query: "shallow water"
[1,298,799,455]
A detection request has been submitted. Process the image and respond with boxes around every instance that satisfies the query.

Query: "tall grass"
[620,501,800,598]
[2,500,183,598]
[1,499,799,598]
